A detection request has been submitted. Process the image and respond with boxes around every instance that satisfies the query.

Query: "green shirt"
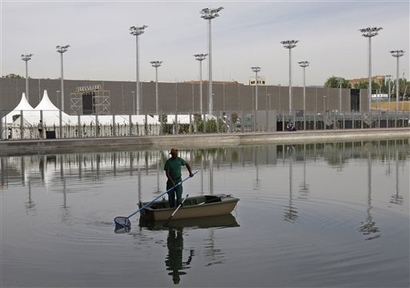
[164,157,186,180]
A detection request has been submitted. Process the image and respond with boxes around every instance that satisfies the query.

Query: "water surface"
[1,140,409,287]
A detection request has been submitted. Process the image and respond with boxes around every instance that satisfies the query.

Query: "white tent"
[3,89,162,138]
[11,90,72,127]
[2,93,34,123]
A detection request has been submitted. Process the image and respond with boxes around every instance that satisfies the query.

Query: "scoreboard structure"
[70,85,110,115]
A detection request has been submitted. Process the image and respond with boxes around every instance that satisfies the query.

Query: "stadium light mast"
[56,45,70,112]
[251,66,261,110]
[130,25,148,115]
[385,74,392,110]
[194,53,207,115]
[298,61,309,114]
[200,6,223,115]
[390,50,404,114]
[21,53,33,102]
[359,26,382,112]
[298,61,309,130]
[150,61,162,115]
[281,40,298,115]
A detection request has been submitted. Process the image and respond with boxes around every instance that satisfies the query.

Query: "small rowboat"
[139,194,239,222]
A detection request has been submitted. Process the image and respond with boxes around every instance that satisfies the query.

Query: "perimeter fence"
[1,109,409,140]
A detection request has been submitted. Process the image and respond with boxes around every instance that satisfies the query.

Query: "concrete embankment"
[0,128,409,156]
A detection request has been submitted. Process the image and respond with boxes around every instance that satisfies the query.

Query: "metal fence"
[1,110,409,140]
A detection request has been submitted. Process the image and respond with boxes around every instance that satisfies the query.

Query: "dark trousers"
[167,179,182,208]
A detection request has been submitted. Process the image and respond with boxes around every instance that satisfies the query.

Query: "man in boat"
[164,148,194,208]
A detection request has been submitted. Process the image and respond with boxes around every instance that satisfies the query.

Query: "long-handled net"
[114,173,196,230]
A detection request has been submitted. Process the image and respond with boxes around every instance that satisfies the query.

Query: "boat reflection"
[139,214,240,230]
[161,214,239,285]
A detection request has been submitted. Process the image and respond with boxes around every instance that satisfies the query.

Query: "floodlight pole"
[298,61,309,130]
[385,74,392,110]
[251,67,261,110]
[298,61,309,113]
[56,45,70,112]
[21,53,33,102]
[338,77,343,113]
[130,25,148,115]
[359,27,382,112]
[281,40,298,115]
[200,7,223,115]
[194,53,207,115]
[390,50,404,114]
[150,61,162,115]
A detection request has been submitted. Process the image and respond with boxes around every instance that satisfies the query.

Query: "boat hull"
[140,194,239,222]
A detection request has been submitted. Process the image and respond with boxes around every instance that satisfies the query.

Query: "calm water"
[1,140,409,287]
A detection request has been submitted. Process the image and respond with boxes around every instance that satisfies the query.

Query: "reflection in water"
[139,214,240,284]
[284,148,298,223]
[1,140,408,230]
[25,180,35,212]
[253,148,261,190]
[391,149,403,205]
[139,214,239,231]
[165,228,193,285]
[60,178,71,223]
[2,140,409,287]
[299,144,310,199]
[39,155,45,182]
[358,144,381,241]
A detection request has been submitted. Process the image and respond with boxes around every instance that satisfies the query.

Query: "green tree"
[324,76,351,88]
[2,73,23,78]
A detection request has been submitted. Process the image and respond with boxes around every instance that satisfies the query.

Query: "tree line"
[325,76,409,99]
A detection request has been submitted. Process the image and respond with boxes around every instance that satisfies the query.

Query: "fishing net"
[114,216,131,230]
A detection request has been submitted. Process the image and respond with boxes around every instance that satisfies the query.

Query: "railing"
[1,109,409,140]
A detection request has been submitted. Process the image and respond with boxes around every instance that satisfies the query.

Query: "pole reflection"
[2,141,407,226]
[284,146,298,222]
[358,143,381,240]
[299,144,310,199]
[391,145,403,205]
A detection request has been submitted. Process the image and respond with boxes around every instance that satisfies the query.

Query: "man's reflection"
[39,155,45,181]
[165,227,193,284]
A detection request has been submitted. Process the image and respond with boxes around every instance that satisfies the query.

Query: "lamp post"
[298,61,309,130]
[200,6,223,115]
[194,54,207,115]
[130,25,148,115]
[281,40,298,115]
[390,50,404,114]
[56,45,70,112]
[338,77,343,113]
[359,27,382,112]
[21,53,33,102]
[385,74,392,111]
[251,66,261,110]
[298,61,309,113]
[150,61,162,114]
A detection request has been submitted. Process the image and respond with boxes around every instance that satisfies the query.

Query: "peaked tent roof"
[34,90,61,111]
[2,93,34,123]
[5,90,160,127]
[10,90,72,126]
[14,93,34,111]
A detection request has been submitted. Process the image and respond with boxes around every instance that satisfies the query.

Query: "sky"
[1,0,409,87]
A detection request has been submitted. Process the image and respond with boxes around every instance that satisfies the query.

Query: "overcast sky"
[1,0,409,87]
